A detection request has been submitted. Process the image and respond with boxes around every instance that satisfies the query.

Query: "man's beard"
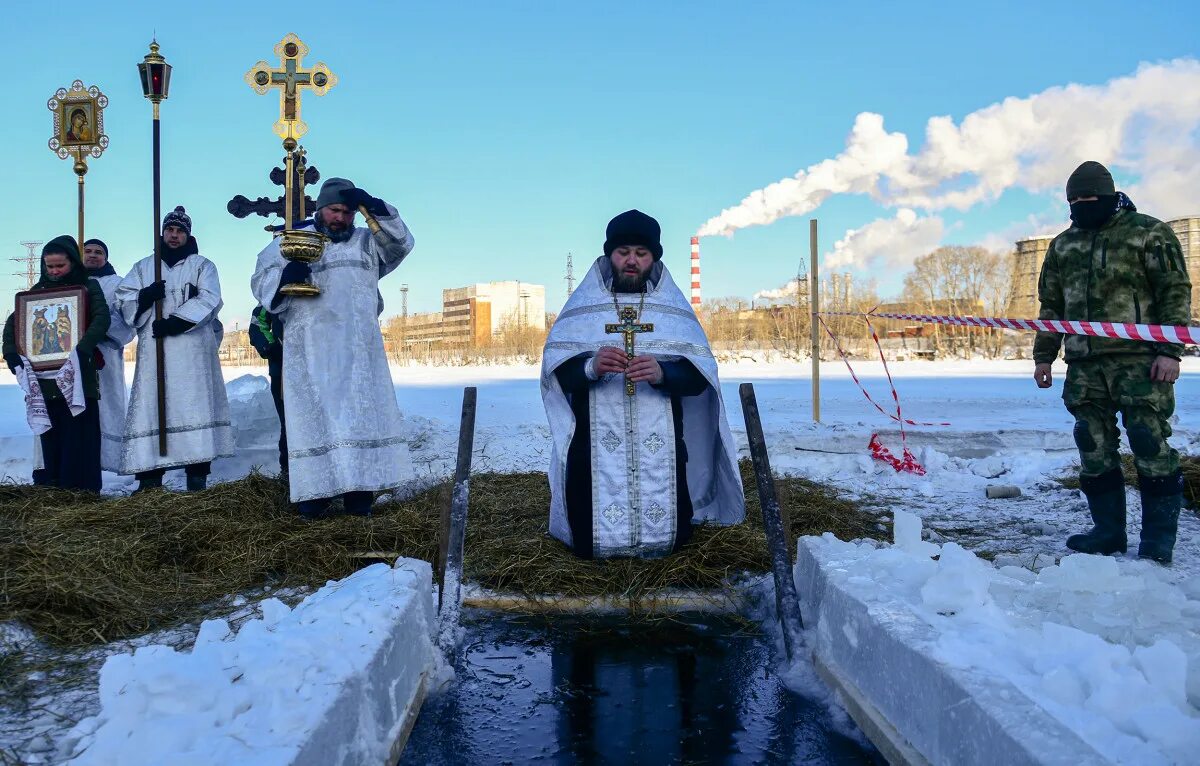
[613,268,650,294]
[315,217,355,243]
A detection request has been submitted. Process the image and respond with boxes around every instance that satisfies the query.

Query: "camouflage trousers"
[1063,355,1178,478]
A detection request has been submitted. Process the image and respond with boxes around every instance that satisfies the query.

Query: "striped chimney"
[690,236,701,308]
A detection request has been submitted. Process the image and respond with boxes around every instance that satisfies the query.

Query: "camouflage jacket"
[1033,209,1191,364]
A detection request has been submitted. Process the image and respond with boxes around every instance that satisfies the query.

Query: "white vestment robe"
[93,270,135,472]
[115,253,234,474]
[541,257,744,557]
[250,205,415,502]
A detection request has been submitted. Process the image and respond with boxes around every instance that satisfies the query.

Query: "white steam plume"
[825,209,944,271]
[698,59,1200,238]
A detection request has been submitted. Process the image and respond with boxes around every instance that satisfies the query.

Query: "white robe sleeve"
[115,261,152,331]
[250,236,290,317]
[172,259,223,329]
[367,202,414,279]
[102,280,137,347]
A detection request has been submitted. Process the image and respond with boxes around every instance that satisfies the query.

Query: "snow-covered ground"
[798,513,1200,765]
[3,357,1199,763]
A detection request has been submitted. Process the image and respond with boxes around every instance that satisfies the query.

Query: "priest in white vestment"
[115,207,234,492]
[83,238,136,473]
[541,210,744,559]
[251,178,415,517]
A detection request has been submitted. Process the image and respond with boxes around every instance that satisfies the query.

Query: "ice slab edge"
[795,539,1109,766]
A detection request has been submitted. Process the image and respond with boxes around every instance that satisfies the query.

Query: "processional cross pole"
[235,34,337,296]
[606,306,654,396]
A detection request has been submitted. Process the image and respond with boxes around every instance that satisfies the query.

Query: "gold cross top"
[245,33,337,144]
[605,306,654,396]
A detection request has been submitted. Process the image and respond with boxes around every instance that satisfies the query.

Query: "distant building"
[1008,235,1054,318]
[1167,216,1200,319]
[1010,219,1200,321]
[390,281,547,350]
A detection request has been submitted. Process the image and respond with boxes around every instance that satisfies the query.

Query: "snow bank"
[797,515,1200,765]
[64,559,441,766]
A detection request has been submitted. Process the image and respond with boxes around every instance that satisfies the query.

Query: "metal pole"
[438,386,477,613]
[810,219,820,423]
[740,383,805,659]
[75,150,86,251]
[153,105,168,456]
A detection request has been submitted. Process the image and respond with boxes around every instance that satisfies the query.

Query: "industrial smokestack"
[690,236,701,308]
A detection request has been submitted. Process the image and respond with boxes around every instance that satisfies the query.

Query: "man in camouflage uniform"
[1034,161,1191,564]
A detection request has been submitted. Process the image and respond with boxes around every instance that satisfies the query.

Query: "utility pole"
[400,283,409,356]
[810,219,820,424]
[565,252,575,296]
[14,242,41,289]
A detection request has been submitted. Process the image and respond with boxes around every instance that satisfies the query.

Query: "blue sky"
[2,1,1197,323]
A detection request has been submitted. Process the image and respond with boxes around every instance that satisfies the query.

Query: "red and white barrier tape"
[820,311,1199,345]
[816,315,936,475]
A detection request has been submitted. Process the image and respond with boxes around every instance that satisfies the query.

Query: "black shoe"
[1137,472,1183,564]
[1066,468,1128,555]
[343,491,374,516]
[297,498,332,520]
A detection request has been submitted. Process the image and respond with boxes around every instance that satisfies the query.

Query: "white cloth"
[115,253,234,474]
[93,271,135,471]
[16,354,86,435]
[540,256,745,555]
[251,205,415,502]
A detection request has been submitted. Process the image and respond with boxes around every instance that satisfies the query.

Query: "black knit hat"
[83,238,108,257]
[162,205,192,235]
[1066,161,1116,200]
[604,209,663,261]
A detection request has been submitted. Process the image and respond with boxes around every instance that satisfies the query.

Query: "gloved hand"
[137,280,167,318]
[340,187,388,216]
[280,261,312,286]
[152,315,195,338]
[4,352,21,374]
[248,321,271,359]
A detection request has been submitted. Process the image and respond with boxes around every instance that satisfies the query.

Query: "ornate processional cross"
[244,33,337,144]
[606,306,654,396]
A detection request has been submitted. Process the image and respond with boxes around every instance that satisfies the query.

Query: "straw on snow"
[0,462,882,646]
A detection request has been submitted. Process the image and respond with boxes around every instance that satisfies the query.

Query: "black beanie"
[83,238,108,257]
[604,209,663,261]
[1066,161,1115,200]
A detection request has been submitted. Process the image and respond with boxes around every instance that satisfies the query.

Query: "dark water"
[401,611,881,766]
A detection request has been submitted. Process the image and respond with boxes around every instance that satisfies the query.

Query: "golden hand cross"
[605,306,654,396]
[245,33,337,144]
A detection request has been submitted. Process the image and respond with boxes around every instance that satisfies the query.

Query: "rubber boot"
[1066,468,1128,555]
[297,497,332,520]
[343,491,374,517]
[1137,471,1183,564]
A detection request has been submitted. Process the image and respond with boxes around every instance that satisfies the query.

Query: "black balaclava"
[83,238,115,277]
[1066,161,1119,230]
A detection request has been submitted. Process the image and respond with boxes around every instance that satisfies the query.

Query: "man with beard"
[116,206,234,492]
[83,238,136,473]
[540,210,744,559]
[251,178,415,517]
[3,236,110,490]
[1034,161,1191,564]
